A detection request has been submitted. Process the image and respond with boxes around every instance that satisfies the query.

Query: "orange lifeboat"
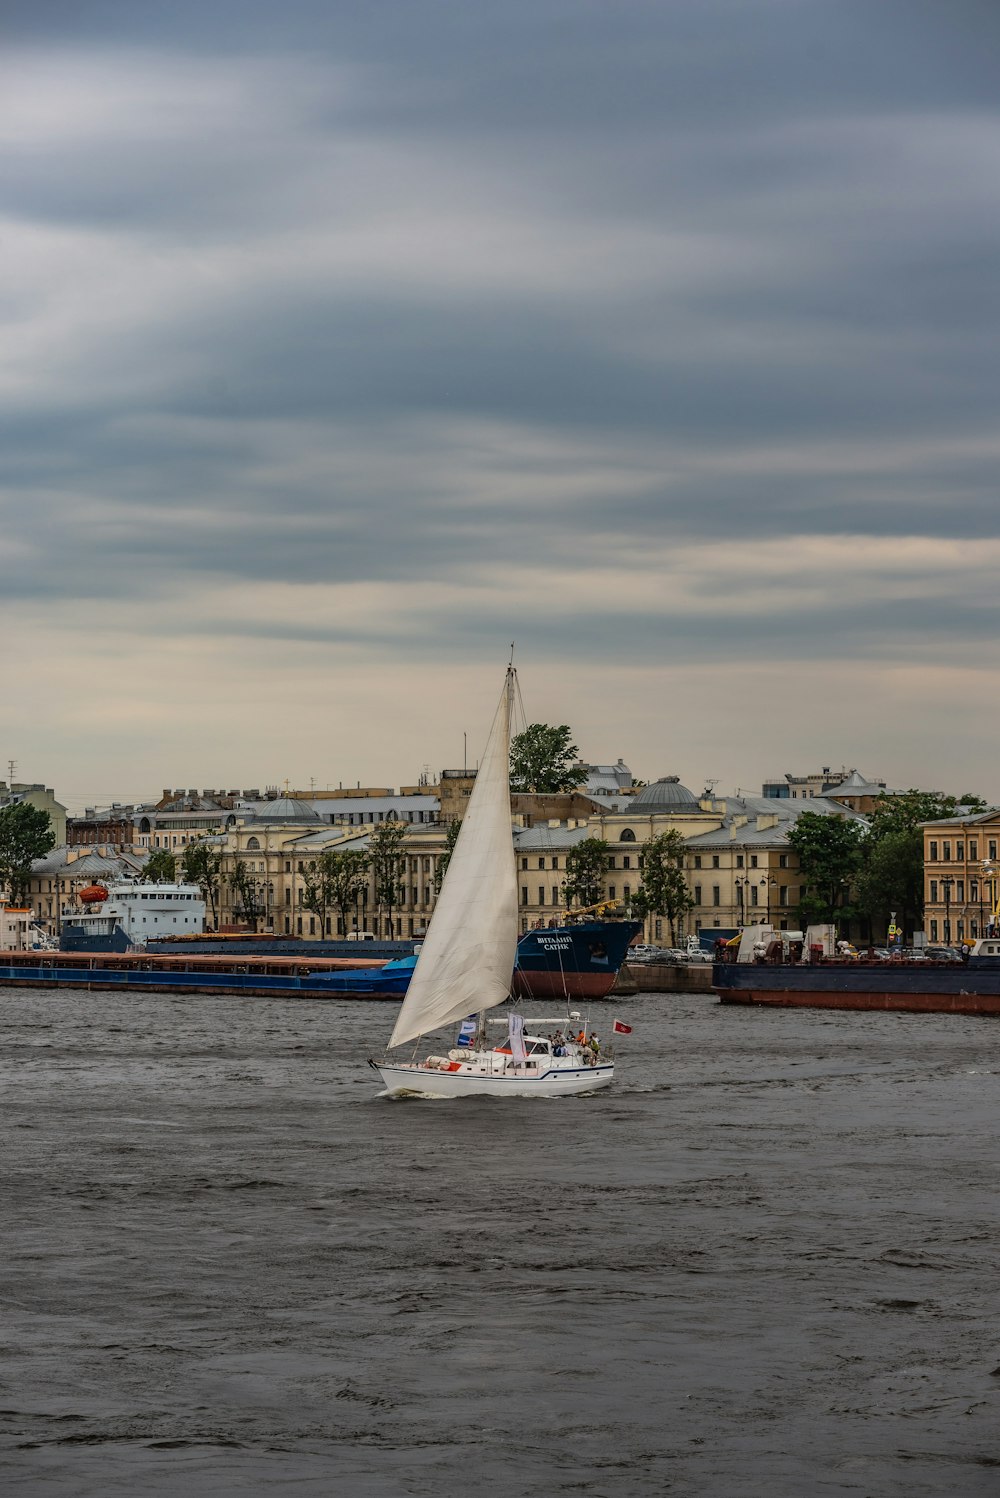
[78,884,109,904]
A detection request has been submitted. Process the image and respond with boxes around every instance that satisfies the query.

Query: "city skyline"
[4,1,999,811]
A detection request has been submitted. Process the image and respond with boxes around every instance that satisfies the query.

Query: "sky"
[3,0,999,814]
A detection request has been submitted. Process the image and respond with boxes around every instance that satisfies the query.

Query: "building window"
[779,886,788,905]
[521,887,528,906]
[623,856,631,870]
[970,840,978,861]
[930,920,938,941]
[608,885,616,899]
[246,837,260,850]
[712,855,720,869]
[694,884,702,905]
[552,887,560,905]
[990,840,998,860]
[930,880,937,902]
[538,888,545,905]
[623,884,631,901]
[971,880,979,902]
[620,829,636,842]
[943,841,951,860]
[750,854,758,868]
[538,858,545,870]
[521,858,528,870]
[694,856,702,869]
[779,853,788,868]
[929,840,938,861]
[712,886,720,906]
[736,854,744,868]
[750,886,758,905]
[956,841,964,860]
[957,880,965,901]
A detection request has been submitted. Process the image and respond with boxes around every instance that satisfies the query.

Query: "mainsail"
[387,669,518,1049]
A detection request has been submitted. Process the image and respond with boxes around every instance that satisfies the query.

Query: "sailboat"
[370,665,616,1098]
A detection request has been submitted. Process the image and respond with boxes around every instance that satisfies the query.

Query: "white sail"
[387,670,518,1049]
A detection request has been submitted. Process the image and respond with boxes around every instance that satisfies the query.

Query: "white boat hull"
[372,1057,614,1098]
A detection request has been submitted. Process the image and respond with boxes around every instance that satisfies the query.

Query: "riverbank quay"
[624,961,714,994]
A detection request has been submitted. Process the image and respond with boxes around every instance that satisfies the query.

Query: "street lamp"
[941,876,954,945]
[734,876,746,928]
[762,875,776,923]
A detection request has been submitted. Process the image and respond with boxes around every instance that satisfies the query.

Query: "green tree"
[0,803,55,903]
[855,828,924,940]
[181,842,224,929]
[142,848,177,883]
[229,860,264,930]
[327,848,371,937]
[303,849,371,938]
[786,812,865,929]
[858,790,988,938]
[369,819,408,938]
[435,818,462,894]
[867,790,984,839]
[510,723,580,794]
[563,837,610,909]
[632,830,694,942]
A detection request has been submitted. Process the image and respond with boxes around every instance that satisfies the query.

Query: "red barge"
[713,926,1000,1017]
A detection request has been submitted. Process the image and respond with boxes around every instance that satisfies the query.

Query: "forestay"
[387,670,519,1049]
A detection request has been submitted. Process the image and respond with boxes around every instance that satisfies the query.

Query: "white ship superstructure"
[60,880,206,951]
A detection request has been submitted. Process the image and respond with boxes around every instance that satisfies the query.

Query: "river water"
[1,986,997,1496]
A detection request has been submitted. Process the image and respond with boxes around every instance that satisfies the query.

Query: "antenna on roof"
[703,778,719,797]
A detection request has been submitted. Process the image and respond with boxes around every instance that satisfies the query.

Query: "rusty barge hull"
[713,962,1000,1017]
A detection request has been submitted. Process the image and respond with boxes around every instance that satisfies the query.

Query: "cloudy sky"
[4,0,999,812]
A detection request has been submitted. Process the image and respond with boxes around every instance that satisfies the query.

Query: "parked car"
[923,946,964,961]
[626,944,660,962]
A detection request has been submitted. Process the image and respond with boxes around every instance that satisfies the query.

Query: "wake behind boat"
[370,664,617,1098]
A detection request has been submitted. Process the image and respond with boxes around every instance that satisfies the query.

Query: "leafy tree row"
[561,830,693,941]
[787,790,989,939]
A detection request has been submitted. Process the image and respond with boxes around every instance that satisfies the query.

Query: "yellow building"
[922,810,1000,945]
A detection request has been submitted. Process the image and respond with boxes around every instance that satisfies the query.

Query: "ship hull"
[512,921,642,1000]
[713,961,1000,1016]
[372,1058,614,1098]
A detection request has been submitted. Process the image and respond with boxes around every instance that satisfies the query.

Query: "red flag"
[613,1020,632,1035]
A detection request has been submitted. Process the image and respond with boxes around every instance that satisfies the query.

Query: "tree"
[327,848,371,937]
[632,830,694,942]
[181,842,224,929]
[435,818,462,894]
[142,848,177,883]
[303,849,370,938]
[368,819,408,937]
[786,812,865,929]
[855,789,988,939]
[867,790,984,839]
[563,838,610,909]
[855,829,924,940]
[510,723,580,794]
[229,860,264,930]
[0,803,55,903]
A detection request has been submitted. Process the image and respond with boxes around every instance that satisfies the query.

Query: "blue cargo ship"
[3,920,641,1001]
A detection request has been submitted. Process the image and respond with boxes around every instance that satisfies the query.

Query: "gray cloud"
[2,1,999,801]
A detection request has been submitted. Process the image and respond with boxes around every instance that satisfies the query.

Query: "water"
[2,987,998,1496]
